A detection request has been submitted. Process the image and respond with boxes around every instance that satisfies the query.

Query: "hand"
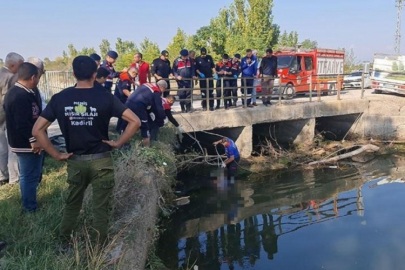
[246,58,252,64]
[149,112,156,121]
[102,140,122,149]
[177,126,184,134]
[176,76,182,81]
[199,73,205,78]
[56,152,73,161]
[192,76,198,80]
[169,74,175,79]
[221,162,226,168]
[218,71,224,75]
[213,141,219,146]
[156,75,163,80]
[164,118,169,125]
[31,142,42,154]
[233,74,238,79]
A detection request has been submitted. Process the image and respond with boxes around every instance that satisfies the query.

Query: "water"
[157,154,405,270]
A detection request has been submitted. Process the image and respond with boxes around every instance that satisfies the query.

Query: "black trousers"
[200,78,214,109]
[216,79,231,108]
[229,79,238,105]
[241,78,254,105]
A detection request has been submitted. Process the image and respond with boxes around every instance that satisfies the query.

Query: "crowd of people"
[0,48,245,249]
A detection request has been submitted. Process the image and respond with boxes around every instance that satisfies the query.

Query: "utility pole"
[395,0,404,54]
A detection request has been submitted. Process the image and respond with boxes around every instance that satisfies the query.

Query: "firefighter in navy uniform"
[114,67,138,132]
[100,50,120,91]
[172,49,197,113]
[215,54,233,109]
[124,81,167,147]
[196,47,216,111]
[230,54,242,107]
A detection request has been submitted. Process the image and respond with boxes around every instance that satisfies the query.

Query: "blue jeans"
[16,152,44,212]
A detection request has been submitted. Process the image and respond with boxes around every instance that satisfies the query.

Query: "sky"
[0,0,399,62]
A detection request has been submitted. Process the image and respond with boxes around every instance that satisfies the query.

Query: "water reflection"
[158,155,405,270]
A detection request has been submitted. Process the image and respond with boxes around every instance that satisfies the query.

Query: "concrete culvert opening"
[315,113,362,141]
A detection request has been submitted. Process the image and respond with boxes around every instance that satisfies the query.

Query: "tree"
[393,62,399,71]
[301,39,318,49]
[115,38,137,56]
[166,28,189,62]
[139,38,160,64]
[277,31,298,48]
[99,39,111,58]
[398,61,404,71]
[189,26,213,53]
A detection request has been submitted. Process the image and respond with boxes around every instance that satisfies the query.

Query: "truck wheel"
[328,84,337,95]
[282,84,295,99]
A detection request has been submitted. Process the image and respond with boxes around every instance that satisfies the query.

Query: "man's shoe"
[209,107,215,111]
[247,104,254,108]
[252,102,258,106]
[202,107,207,111]
[215,106,220,110]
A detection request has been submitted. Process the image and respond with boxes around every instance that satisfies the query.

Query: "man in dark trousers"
[100,50,120,91]
[114,67,138,132]
[172,49,197,113]
[124,81,167,147]
[4,63,43,212]
[215,54,233,109]
[259,48,278,106]
[33,56,140,245]
[241,49,258,107]
[152,50,173,98]
[196,47,216,111]
[230,54,242,107]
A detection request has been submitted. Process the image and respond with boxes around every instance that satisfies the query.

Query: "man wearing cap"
[215,54,233,109]
[172,49,197,113]
[124,81,167,147]
[95,67,112,93]
[196,47,216,111]
[90,53,101,67]
[241,49,258,107]
[100,50,120,91]
[230,54,242,107]
[152,50,173,98]
[130,53,151,86]
[0,52,24,185]
[259,48,278,106]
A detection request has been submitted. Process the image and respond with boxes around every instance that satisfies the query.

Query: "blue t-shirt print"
[225,139,240,159]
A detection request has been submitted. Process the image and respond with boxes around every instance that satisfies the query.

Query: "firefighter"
[230,53,242,107]
[172,49,197,113]
[100,50,120,91]
[213,137,240,180]
[215,54,233,109]
[114,67,138,132]
[124,81,167,147]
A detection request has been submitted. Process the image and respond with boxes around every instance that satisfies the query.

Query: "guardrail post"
[317,77,321,102]
[337,75,341,100]
[243,77,247,108]
[361,72,365,99]
[206,78,209,110]
[190,78,194,110]
[309,75,313,102]
[221,77,224,108]
[278,83,282,105]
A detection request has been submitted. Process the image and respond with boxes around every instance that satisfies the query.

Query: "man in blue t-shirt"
[213,137,240,179]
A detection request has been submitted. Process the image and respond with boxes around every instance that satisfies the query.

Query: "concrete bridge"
[174,92,405,158]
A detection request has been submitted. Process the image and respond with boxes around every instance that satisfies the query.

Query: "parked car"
[343,71,371,89]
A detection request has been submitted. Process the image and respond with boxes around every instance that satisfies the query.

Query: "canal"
[157,154,405,270]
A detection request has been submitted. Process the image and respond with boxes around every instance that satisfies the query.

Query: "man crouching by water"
[32,56,140,247]
[213,137,240,180]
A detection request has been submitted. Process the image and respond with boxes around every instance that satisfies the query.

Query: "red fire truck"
[272,48,345,98]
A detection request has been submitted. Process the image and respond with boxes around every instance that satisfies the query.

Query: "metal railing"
[38,71,375,106]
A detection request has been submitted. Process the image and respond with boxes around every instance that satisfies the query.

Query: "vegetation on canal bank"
[0,126,178,270]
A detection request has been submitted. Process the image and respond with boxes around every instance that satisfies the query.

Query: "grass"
[0,126,179,270]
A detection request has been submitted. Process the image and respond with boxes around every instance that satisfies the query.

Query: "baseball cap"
[180,49,189,57]
[161,50,169,57]
[222,54,229,60]
[89,53,101,62]
[200,47,207,55]
[266,48,273,53]
[234,53,241,59]
[107,50,118,59]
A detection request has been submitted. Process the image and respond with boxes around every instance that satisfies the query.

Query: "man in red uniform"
[215,54,233,109]
[131,53,151,86]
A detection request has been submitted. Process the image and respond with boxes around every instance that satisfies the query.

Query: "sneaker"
[252,102,258,106]
[247,104,254,108]
[202,108,207,111]
[209,107,215,111]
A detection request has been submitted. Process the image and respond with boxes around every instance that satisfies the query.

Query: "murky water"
[157,154,405,270]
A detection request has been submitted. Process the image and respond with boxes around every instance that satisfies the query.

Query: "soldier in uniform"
[100,50,120,91]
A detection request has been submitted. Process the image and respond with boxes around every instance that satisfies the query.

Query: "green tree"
[99,39,111,58]
[189,26,213,53]
[139,38,160,64]
[115,38,137,56]
[393,62,399,71]
[301,39,318,49]
[167,28,189,62]
[398,61,404,71]
[277,31,298,48]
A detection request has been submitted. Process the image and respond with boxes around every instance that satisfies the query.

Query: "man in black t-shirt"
[151,50,173,98]
[33,56,140,244]
[195,47,216,111]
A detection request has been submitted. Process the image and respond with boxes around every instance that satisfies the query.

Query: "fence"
[38,71,372,106]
